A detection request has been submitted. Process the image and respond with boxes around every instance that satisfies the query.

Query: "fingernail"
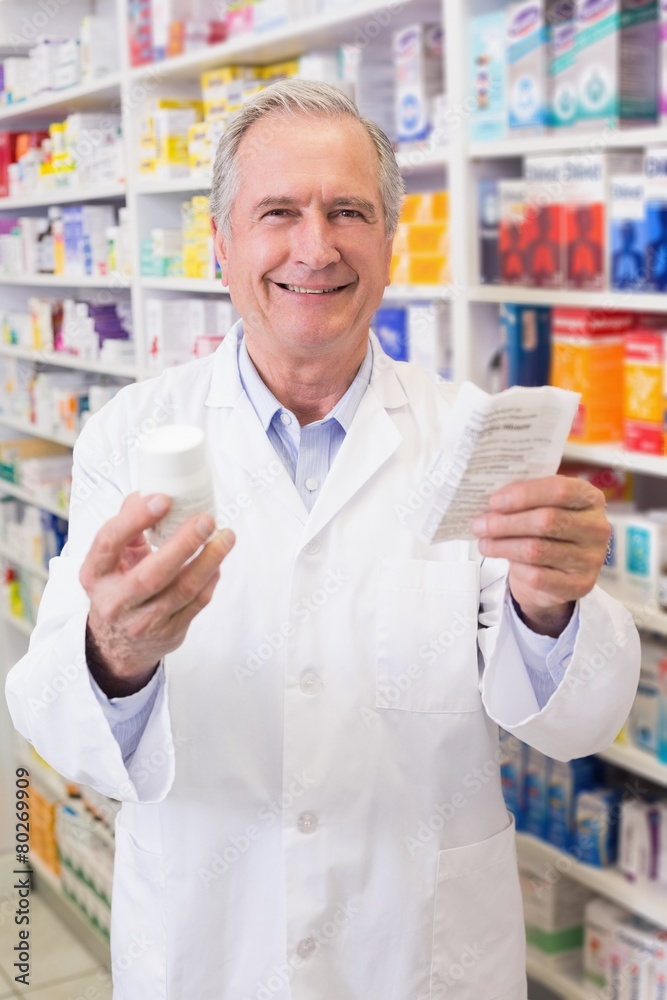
[471,516,486,534]
[147,494,170,516]
[196,515,215,540]
[220,528,235,547]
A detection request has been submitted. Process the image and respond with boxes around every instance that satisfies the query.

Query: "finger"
[128,525,235,613]
[479,536,590,571]
[488,476,603,514]
[80,492,172,587]
[473,506,608,545]
[126,555,224,644]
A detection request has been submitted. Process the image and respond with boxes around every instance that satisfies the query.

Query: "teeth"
[285,284,338,294]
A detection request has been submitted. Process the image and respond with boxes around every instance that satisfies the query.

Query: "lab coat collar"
[204,320,408,537]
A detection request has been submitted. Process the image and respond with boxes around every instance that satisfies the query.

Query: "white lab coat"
[6,326,640,1000]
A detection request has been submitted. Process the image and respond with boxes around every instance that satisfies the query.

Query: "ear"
[211,215,230,287]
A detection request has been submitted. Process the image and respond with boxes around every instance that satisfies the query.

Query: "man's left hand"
[471,475,610,638]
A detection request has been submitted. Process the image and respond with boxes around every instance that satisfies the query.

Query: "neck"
[244,334,369,426]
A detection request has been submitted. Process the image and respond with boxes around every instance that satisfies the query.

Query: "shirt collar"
[238,333,373,433]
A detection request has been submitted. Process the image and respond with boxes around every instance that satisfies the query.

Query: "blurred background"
[0,1,667,997]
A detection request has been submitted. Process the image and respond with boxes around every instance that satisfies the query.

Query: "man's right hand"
[79,492,235,698]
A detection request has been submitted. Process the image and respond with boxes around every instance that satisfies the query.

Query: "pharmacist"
[6,81,640,1000]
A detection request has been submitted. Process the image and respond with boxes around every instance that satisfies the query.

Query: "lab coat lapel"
[299,336,407,548]
[204,323,307,526]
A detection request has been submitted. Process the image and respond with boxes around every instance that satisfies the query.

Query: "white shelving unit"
[2,0,667,992]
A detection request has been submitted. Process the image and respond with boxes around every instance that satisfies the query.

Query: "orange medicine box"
[400,191,448,224]
[550,308,635,443]
[624,330,667,455]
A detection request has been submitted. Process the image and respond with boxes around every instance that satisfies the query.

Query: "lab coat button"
[303,537,321,555]
[305,477,319,491]
[296,937,317,958]
[297,812,318,834]
[299,671,322,695]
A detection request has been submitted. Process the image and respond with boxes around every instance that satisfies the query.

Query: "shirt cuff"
[88,661,165,725]
[506,590,580,688]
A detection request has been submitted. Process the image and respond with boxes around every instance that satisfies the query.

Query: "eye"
[336,210,364,219]
[264,209,291,217]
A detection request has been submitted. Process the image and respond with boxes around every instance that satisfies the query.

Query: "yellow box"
[393,223,448,255]
[551,338,624,443]
[157,134,189,165]
[139,155,157,176]
[408,254,450,285]
[400,191,449,225]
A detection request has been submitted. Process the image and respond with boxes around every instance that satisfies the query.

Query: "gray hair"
[210,78,404,240]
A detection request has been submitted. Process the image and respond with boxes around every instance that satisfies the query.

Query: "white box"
[393,23,444,144]
[506,0,547,134]
[583,898,629,990]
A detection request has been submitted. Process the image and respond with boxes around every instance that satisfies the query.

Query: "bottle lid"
[138,425,207,480]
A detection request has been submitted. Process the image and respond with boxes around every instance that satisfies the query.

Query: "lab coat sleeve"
[477,554,641,760]
[4,398,176,803]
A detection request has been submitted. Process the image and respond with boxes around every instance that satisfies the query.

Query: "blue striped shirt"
[90,333,577,761]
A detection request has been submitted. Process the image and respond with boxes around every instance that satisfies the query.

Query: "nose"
[294,214,341,270]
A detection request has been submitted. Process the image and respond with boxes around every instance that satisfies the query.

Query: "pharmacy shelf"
[0,185,126,211]
[0,413,76,449]
[0,343,137,380]
[467,284,667,313]
[0,609,33,638]
[596,743,667,788]
[562,442,667,477]
[30,852,110,967]
[0,273,130,290]
[128,0,432,81]
[0,74,123,125]
[526,955,590,1000]
[134,177,212,195]
[0,543,49,581]
[133,147,448,198]
[516,833,667,928]
[140,276,229,294]
[597,584,667,638]
[469,124,667,160]
[0,480,69,521]
[396,145,449,172]
[383,284,452,300]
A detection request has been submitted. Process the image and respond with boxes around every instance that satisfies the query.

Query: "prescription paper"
[411,381,580,545]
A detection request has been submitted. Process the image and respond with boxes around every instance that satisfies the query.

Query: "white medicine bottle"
[138,425,216,548]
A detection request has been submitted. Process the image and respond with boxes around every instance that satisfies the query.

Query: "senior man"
[7,80,639,1000]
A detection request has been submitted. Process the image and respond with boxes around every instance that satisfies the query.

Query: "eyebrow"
[253,195,379,218]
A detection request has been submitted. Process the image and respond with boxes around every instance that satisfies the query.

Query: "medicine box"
[393,23,444,144]
[499,179,528,285]
[575,788,621,866]
[506,0,548,134]
[623,330,667,454]
[520,853,592,973]
[477,179,500,284]
[546,0,578,129]
[644,146,667,291]
[584,898,630,989]
[575,0,658,130]
[550,307,634,442]
[468,11,507,143]
[499,304,551,387]
[619,798,660,880]
[610,174,647,292]
[373,308,408,362]
[563,152,642,290]
[546,756,598,852]
[524,155,566,287]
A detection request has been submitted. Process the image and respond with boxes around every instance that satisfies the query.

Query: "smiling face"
[211,112,393,364]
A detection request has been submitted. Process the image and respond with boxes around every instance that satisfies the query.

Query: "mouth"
[274,281,353,295]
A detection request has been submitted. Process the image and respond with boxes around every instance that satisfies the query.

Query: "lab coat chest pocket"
[376,559,481,713]
[111,824,167,999]
[431,818,526,1000]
